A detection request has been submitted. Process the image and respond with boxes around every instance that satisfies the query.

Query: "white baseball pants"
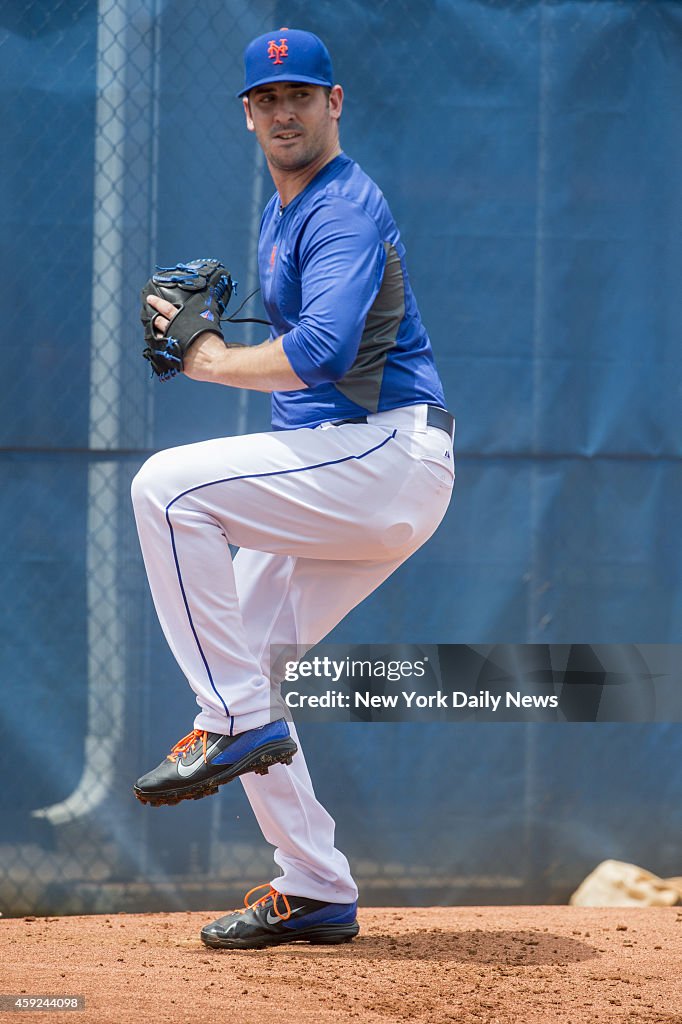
[131,403,454,903]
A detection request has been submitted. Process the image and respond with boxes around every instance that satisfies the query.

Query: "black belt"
[333,405,454,440]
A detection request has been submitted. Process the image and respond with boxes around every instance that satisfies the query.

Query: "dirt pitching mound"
[2,905,681,1023]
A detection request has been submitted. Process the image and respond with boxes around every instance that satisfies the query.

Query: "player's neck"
[269,143,342,210]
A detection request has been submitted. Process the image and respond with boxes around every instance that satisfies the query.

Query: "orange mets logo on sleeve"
[267,38,288,64]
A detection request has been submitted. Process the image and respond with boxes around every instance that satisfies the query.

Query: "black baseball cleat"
[133,718,297,807]
[200,884,360,950]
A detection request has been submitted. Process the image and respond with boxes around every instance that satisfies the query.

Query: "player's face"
[244,82,343,172]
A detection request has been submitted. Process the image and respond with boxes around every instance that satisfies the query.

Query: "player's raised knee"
[130,450,173,510]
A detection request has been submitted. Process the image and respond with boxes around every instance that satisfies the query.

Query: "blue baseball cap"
[238,28,334,98]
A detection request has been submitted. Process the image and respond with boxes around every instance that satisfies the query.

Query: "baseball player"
[132,27,454,950]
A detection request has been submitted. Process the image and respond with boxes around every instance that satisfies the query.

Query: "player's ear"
[329,84,343,123]
[243,96,255,132]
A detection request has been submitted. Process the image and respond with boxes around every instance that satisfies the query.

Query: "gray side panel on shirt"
[334,241,405,412]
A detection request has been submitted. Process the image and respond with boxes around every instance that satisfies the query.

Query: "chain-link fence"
[1,0,681,915]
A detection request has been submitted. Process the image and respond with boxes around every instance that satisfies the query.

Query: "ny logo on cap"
[267,38,288,65]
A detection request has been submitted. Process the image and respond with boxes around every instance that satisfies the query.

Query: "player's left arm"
[280,200,386,386]
[146,199,384,391]
[144,296,305,391]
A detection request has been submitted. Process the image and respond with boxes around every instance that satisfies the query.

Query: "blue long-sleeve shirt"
[257,153,446,429]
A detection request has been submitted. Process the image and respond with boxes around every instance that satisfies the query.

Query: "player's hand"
[145,292,225,381]
[145,294,177,337]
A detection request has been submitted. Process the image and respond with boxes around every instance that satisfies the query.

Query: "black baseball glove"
[140,258,234,381]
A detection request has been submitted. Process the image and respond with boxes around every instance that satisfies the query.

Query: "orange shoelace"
[166,729,208,763]
[238,883,292,921]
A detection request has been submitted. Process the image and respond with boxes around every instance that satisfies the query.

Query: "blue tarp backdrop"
[1,0,681,913]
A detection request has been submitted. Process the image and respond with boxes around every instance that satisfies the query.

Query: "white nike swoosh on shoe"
[266,906,306,926]
[176,739,225,778]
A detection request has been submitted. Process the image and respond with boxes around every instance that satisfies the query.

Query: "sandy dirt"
[1,905,681,1023]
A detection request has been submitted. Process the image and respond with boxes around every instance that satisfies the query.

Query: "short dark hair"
[246,83,333,110]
